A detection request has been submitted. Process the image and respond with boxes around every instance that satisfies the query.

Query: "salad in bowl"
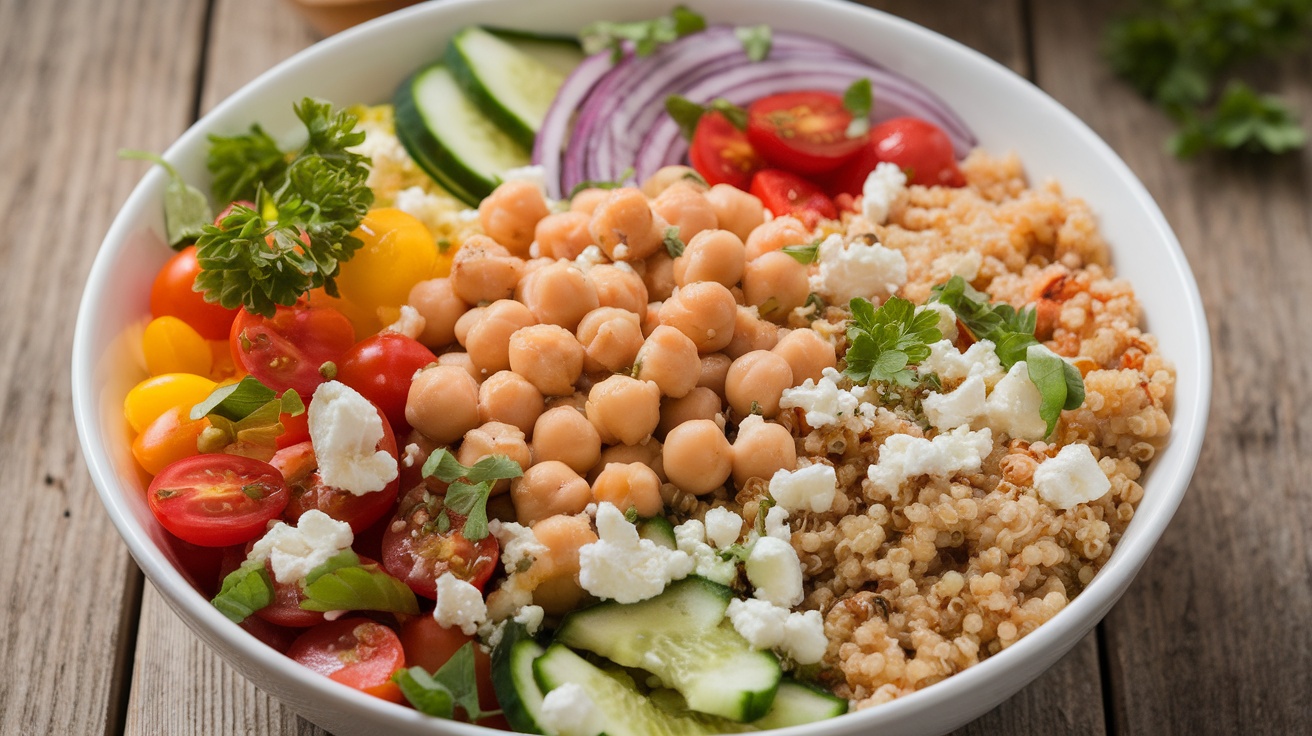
[73,1,1210,735]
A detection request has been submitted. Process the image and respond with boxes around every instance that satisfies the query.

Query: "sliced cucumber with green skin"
[750,680,849,729]
[486,28,587,77]
[446,26,575,150]
[491,623,549,734]
[555,577,782,722]
[393,62,529,206]
[636,516,677,550]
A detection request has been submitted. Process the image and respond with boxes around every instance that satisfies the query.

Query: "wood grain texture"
[1030,2,1312,733]
[0,0,206,734]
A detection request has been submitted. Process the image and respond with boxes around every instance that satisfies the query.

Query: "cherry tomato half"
[288,618,406,702]
[271,419,399,534]
[399,616,502,725]
[150,246,241,341]
[868,116,965,188]
[147,454,289,547]
[230,300,355,398]
[689,110,765,190]
[382,486,500,599]
[746,91,867,176]
[132,404,209,475]
[336,333,437,431]
[749,169,838,229]
[215,544,325,629]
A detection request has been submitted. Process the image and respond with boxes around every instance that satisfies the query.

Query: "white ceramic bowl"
[72,1,1211,734]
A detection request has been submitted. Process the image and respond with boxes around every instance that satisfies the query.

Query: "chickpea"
[643,251,677,302]
[507,324,584,396]
[531,406,602,474]
[407,278,468,349]
[589,188,663,261]
[634,325,700,398]
[673,229,746,289]
[535,211,594,261]
[436,351,481,384]
[659,280,737,353]
[453,306,485,348]
[585,374,661,446]
[479,179,550,257]
[723,306,781,360]
[516,261,599,331]
[457,422,532,495]
[591,462,663,518]
[652,182,717,244]
[706,183,766,242]
[744,215,809,261]
[466,299,537,375]
[641,301,663,337]
[449,235,524,304]
[576,307,644,374]
[570,188,610,216]
[520,256,555,278]
[657,387,722,438]
[479,370,545,435]
[697,352,732,396]
[772,328,837,385]
[512,461,591,528]
[528,514,596,615]
[641,165,708,198]
[589,264,648,319]
[406,365,480,445]
[725,350,794,418]
[593,439,665,483]
[662,419,733,495]
[545,391,588,414]
[742,250,811,320]
[730,414,797,488]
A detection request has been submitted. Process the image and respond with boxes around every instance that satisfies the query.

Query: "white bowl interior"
[73,1,1211,734]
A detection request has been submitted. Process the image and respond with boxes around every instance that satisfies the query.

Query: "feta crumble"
[809,233,907,304]
[513,604,546,636]
[984,361,1048,441]
[489,520,547,573]
[779,367,873,428]
[703,507,744,549]
[860,162,907,225]
[922,373,987,431]
[433,572,488,636]
[248,510,353,584]
[745,536,804,607]
[579,503,694,603]
[768,464,838,514]
[917,302,958,342]
[308,381,398,496]
[674,519,737,585]
[501,165,549,199]
[384,304,426,340]
[725,598,828,665]
[866,425,994,493]
[919,340,1005,385]
[1034,444,1111,509]
[539,682,605,736]
[763,505,792,541]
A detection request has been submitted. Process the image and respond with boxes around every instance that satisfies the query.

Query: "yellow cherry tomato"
[335,208,439,334]
[132,405,209,475]
[123,373,218,433]
[142,316,212,377]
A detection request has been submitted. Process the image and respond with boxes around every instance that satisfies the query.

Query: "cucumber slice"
[491,623,549,734]
[446,26,576,150]
[555,577,781,722]
[636,516,677,550]
[393,62,530,206]
[750,680,849,730]
[486,28,587,77]
[533,644,751,736]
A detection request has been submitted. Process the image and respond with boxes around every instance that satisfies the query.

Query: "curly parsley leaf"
[207,123,287,205]
[735,24,772,62]
[581,5,706,61]
[843,296,942,388]
[394,642,499,721]
[119,150,214,248]
[211,560,274,624]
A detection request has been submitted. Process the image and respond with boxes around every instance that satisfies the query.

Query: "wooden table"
[2,0,1308,733]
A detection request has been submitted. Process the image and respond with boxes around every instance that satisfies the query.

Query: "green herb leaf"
[207,123,287,205]
[300,563,420,614]
[434,642,500,721]
[211,560,274,623]
[190,376,304,458]
[781,239,821,264]
[735,24,772,61]
[465,455,525,484]
[1026,344,1086,438]
[718,543,751,563]
[929,276,1038,369]
[580,5,707,61]
[119,150,214,248]
[445,481,493,541]
[567,166,635,199]
[843,296,942,388]
[190,375,278,421]
[303,549,361,586]
[663,226,686,258]
[665,96,750,140]
[422,448,471,483]
[754,497,776,536]
[842,78,873,138]
[393,667,456,718]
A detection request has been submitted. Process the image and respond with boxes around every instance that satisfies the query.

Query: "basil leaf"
[663,226,686,258]
[211,560,273,623]
[1061,359,1086,411]
[423,448,472,483]
[1027,344,1083,438]
[190,375,277,421]
[735,24,772,62]
[393,667,455,718]
[119,149,214,248]
[303,549,360,586]
[299,564,420,614]
[431,642,499,721]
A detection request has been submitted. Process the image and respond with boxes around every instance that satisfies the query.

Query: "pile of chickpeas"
[399,167,839,608]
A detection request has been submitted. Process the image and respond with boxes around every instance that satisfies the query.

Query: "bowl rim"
[72,0,1212,732]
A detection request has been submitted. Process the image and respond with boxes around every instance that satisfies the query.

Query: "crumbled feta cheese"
[768,464,838,513]
[764,506,791,541]
[782,610,829,664]
[489,520,547,573]
[984,361,1047,441]
[501,165,549,199]
[809,234,907,304]
[919,339,1005,385]
[384,304,426,340]
[674,519,737,585]
[457,208,481,222]
[861,162,907,225]
[779,367,873,428]
[308,381,398,495]
[391,185,460,238]
[728,599,829,665]
[1034,444,1111,509]
[613,244,631,260]
[401,443,425,469]
[248,510,353,584]
[922,374,987,430]
[917,302,958,342]
[513,604,546,636]
[703,507,743,549]
[866,425,993,493]
[579,503,694,603]
[932,250,982,282]
[745,536,804,607]
[433,572,488,635]
[538,682,605,736]
[573,245,609,273]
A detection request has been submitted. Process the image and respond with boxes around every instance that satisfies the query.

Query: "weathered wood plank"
[0,0,208,734]
[1030,2,1312,733]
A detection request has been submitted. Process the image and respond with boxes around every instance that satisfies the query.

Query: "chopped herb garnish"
[211,560,274,624]
[580,5,707,62]
[665,95,749,140]
[842,78,873,138]
[843,296,942,388]
[1026,344,1087,437]
[119,149,214,248]
[191,376,304,459]
[781,238,822,264]
[663,226,686,258]
[567,166,635,199]
[300,562,420,615]
[393,642,500,720]
[420,449,524,541]
[734,24,772,62]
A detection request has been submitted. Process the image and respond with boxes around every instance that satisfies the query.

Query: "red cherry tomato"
[271,420,400,533]
[689,110,765,190]
[745,91,867,176]
[382,486,500,599]
[147,454,290,547]
[824,141,883,199]
[749,169,838,229]
[229,300,355,398]
[150,246,241,341]
[277,409,310,450]
[288,618,407,702]
[217,545,324,628]
[870,117,965,188]
[239,614,301,654]
[399,617,502,725]
[336,333,437,430]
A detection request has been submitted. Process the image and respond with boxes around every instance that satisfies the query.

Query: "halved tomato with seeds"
[147,454,289,547]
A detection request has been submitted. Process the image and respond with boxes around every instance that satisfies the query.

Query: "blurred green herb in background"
[1104,0,1311,157]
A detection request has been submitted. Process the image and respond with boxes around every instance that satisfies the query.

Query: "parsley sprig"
[421,450,524,541]
[194,98,374,317]
[843,296,942,388]
[394,642,499,721]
